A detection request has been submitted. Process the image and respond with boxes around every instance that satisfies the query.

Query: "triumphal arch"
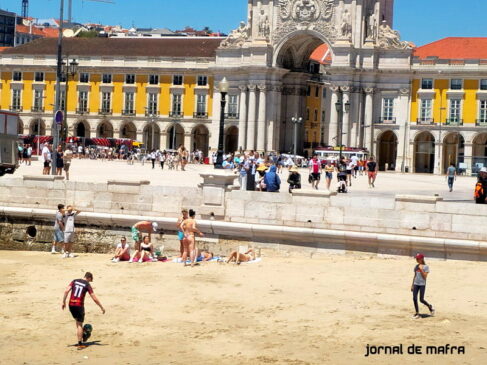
[210,0,412,160]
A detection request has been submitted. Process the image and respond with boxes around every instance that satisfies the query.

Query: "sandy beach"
[0,250,486,365]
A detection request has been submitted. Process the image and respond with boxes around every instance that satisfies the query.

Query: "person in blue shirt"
[264,165,281,192]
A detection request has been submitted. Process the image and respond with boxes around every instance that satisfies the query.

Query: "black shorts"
[43,161,50,168]
[69,306,85,322]
[311,172,321,181]
[346,170,352,175]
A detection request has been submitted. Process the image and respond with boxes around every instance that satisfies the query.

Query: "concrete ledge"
[395,194,443,203]
[107,180,150,186]
[292,189,337,198]
[1,206,484,261]
[22,175,65,181]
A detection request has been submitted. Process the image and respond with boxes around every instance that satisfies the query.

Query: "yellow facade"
[411,78,481,124]
[0,71,212,119]
[305,84,323,148]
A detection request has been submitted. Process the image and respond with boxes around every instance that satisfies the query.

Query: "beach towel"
[172,257,221,263]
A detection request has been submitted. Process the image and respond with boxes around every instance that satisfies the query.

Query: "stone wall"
[0,174,486,246]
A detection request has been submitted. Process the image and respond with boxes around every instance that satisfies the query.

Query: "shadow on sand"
[68,340,107,349]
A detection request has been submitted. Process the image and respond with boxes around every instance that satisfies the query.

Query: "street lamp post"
[335,97,350,160]
[291,117,303,164]
[61,57,78,141]
[215,77,229,169]
[50,0,65,175]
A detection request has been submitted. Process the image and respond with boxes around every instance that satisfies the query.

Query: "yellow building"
[0,37,229,153]
[409,37,487,174]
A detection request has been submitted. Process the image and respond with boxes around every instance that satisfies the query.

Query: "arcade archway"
[472,133,487,172]
[192,124,209,156]
[74,120,90,138]
[29,119,46,135]
[120,122,137,140]
[97,121,114,138]
[143,123,161,151]
[167,124,184,150]
[414,132,435,173]
[224,126,239,154]
[442,133,464,172]
[377,131,398,171]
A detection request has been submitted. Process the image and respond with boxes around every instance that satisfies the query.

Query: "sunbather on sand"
[226,248,255,264]
[197,250,214,262]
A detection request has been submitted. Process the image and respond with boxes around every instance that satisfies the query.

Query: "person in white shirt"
[42,144,52,175]
[63,205,81,258]
[112,237,131,262]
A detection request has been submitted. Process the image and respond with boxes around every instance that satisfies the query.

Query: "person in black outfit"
[475,167,487,204]
[287,166,301,193]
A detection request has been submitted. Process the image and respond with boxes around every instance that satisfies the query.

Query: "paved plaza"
[15,159,479,202]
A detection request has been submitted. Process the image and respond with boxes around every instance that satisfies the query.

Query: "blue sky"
[1,0,486,45]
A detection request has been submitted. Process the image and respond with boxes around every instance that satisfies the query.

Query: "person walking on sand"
[411,253,435,319]
[180,209,204,267]
[446,163,457,192]
[62,272,105,350]
[366,156,378,188]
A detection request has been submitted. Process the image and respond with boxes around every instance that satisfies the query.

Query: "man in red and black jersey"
[62,272,105,349]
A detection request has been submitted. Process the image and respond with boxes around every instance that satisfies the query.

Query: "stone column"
[396,88,411,172]
[136,131,143,143]
[433,140,442,175]
[238,85,248,151]
[328,86,339,146]
[160,132,168,150]
[257,84,267,152]
[209,89,221,152]
[342,87,351,147]
[364,88,374,153]
[184,132,192,151]
[246,84,257,151]
[272,86,283,151]
[464,143,473,175]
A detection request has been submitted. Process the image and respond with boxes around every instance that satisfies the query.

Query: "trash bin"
[204,157,210,165]
[405,167,409,173]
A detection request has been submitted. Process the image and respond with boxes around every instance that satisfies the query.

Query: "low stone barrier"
[1,206,485,261]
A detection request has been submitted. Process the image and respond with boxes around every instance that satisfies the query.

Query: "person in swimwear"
[131,221,158,251]
[176,209,189,257]
[196,249,214,262]
[179,209,204,267]
[226,248,256,264]
[129,235,154,263]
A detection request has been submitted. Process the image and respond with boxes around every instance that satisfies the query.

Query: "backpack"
[474,182,484,199]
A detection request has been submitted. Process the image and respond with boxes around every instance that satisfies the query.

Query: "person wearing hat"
[411,253,435,319]
[475,167,487,204]
[287,166,301,193]
[131,221,159,252]
[255,164,268,191]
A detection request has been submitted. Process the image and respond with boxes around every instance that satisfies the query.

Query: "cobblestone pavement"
[14,159,478,202]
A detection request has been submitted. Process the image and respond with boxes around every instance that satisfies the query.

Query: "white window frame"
[149,74,159,85]
[382,97,395,121]
[171,93,183,116]
[448,98,462,122]
[147,92,159,115]
[125,74,135,85]
[101,91,111,112]
[227,94,239,117]
[479,100,487,123]
[124,91,135,114]
[12,71,22,82]
[12,89,22,110]
[78,91,89,113]
[419,98,433,122]
[195,94,207,115]
[421,78,433,90]
[33,89,44,111]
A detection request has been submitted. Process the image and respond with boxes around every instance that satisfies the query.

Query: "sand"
[0,250,486,365]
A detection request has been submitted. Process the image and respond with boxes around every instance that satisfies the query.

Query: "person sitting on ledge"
[129,236,155,263]
[227,248,255,264]
[112,236,131,262]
